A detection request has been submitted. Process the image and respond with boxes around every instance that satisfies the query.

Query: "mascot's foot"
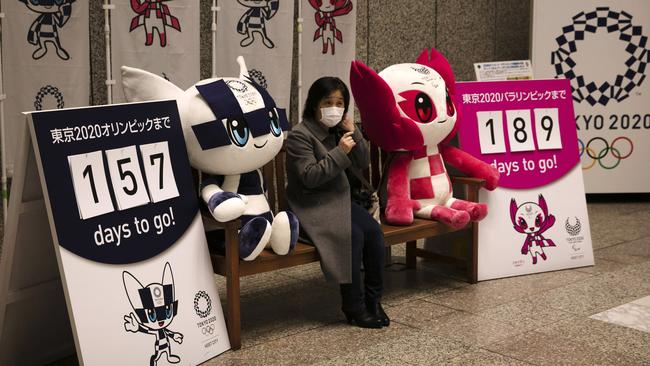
[269,211,299,255]
[262,36,275,48]
[32,47,47,60]
[166,354,180,364]
[430,206,470,229]
[55,46,70,61]
[240,217,272,261]
[240,35,254,47]
[450,200,488,221]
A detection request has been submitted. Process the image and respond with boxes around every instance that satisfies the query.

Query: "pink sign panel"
[456,79,579,189]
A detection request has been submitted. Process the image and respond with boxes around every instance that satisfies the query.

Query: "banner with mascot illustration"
[532,0,650,193]
[1,0,89,176]
[215,0,294,120]
[300,0,356,116]
[457,79,594,281]
[110,0,200,103]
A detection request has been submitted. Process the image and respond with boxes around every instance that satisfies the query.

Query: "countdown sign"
[457,79,594,281]
[2,101,230,365]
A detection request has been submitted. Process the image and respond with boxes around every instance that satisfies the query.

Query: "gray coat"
[285,118,369,283]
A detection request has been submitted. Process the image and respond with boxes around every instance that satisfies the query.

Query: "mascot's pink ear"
[509,198,518,224]
[349,60,423,151]
[538,194,548,214]
[416,48,457,94]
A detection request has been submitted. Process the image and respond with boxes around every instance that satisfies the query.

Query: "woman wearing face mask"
[285,77,388,329]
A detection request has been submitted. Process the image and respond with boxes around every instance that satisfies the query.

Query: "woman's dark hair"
[302,77,350,121]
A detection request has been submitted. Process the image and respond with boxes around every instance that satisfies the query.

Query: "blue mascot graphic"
[19,0,75,60]
[123,262,184,366]
[121,56,299,262]
[237,0,279,48]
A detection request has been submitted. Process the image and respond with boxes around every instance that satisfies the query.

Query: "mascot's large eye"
[446,89,455,116]
[226,117,250,147]
[518,217,527,228]
[165,304,174,319]
[269,108,282,137]
[398,90,436,123]
[147,309,157,322]
[535,214,543,227]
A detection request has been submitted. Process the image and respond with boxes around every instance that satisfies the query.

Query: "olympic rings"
[578,137,633,170]
[201,325,215,335]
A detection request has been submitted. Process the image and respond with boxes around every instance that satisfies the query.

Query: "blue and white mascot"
[121,57,299,261]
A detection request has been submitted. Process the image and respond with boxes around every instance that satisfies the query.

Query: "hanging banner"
[215,0,294,119]
[22,101,229,365]
[1,0,89,176]
[457,79,594,281]
[531,0,650,193]
[111,0,200,103]
[300,0,356,116]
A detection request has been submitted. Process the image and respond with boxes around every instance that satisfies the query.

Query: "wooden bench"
[202,147,484,350]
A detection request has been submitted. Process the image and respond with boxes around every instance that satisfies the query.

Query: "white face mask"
[319,107,345,127]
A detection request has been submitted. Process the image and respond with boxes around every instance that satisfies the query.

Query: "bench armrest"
[450,176,486,188]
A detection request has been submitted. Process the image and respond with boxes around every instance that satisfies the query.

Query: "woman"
[285,77,389,328]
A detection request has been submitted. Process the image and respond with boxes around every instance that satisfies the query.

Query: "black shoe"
[342,308,382,329]
[366,302,390,327]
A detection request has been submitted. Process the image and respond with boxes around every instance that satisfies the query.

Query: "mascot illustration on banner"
[123,262,184,366]
[510,195,556,265]
[237,0,279,49]
[19,0,75,60]
[308,0,353,55]
[129,0,181,47]
[121,56,298,261]
[350,48,499,228]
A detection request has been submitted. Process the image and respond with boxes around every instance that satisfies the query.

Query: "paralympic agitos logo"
[552,7,648,106]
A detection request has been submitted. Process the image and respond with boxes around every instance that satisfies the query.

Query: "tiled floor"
[9,198,650,365]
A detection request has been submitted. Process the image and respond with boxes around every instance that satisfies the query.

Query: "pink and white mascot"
[350,48,499,228]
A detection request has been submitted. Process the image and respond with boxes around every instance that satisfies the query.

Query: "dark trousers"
[340,202,385,312]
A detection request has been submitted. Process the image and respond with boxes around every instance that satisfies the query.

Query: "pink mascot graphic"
[510,195,556,265]
[308,0,353,55]
[349,48,499,228]
[129,0,181,47]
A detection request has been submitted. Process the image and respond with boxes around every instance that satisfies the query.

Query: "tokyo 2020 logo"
[552,7,648,106]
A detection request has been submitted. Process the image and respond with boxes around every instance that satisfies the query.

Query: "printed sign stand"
[0,121,75,365]
[457,79,594,281]
[0,101,230,365]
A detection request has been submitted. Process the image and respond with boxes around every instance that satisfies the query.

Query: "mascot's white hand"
[210,192,247,222]
[173,332,183,344]
[239,194,249,204]
[124,313,139,332]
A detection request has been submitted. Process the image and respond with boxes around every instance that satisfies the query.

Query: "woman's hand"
[340,114,355,132]
[338,131,356,154]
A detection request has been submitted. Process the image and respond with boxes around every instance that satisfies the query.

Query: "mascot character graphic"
[308,0,353,55]
[121,57,298,261]
[350,48,499,228]
[123,262,183,365]
[510,195,556,264]
[129,0,181,47]
[237,0,279,48]
[19,0,75,60]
